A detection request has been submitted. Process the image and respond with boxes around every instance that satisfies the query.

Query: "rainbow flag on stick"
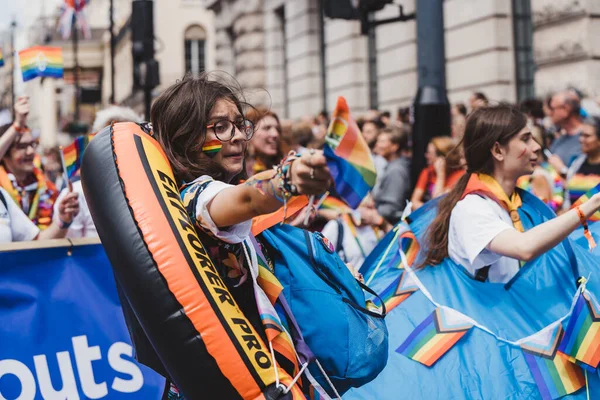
[572,182,600,222]
[324,97,377,209]
[396,307,473,367]
[0,48,4,68]
[19,46,64,82]
[558,291,600,370]
[61,134,93,180]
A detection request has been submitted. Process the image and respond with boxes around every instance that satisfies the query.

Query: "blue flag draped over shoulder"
[347,190,600,400]
[0,243,165,399]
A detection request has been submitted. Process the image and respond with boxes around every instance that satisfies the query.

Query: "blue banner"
[0,243,166,399]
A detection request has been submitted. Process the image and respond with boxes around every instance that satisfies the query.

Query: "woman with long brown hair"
[421,104,600,283]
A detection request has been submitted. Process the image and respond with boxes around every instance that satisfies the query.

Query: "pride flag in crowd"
[324,97,377,208]
[0,48,4,67]
[319,196,353,214]
[19,46,64,82]
[62,134,93,179]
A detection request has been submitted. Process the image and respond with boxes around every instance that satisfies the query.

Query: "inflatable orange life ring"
[81,122,296,399]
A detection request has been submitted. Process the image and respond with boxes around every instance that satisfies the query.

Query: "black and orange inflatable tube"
[82,123,291,399]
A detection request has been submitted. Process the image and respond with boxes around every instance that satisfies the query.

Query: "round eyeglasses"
[206,119,255,142]
[13,139,40,151]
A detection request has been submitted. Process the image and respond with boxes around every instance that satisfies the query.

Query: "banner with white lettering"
[0,243,166,399]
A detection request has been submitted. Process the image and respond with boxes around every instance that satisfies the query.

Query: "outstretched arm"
[208,151,331,228]
[488,193,600,261]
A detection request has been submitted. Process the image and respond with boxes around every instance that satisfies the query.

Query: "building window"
[512,0,535,101]
[184,25,206,76]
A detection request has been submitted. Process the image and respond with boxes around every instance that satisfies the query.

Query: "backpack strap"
[335,218,347,263]
[0,189,7,210]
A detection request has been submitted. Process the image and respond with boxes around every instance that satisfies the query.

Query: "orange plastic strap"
[576,206,596,251]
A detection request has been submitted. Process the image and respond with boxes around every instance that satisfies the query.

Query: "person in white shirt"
[419,105,600,283]
[0,187,79,244]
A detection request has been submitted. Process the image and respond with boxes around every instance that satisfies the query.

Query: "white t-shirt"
[0,187,40,243]
[448,194,520,283]
[188,176,252,244]
[53,181,97,239]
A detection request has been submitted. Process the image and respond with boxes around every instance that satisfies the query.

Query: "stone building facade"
[207,0,600,119]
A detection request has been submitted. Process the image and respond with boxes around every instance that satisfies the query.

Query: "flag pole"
[58,146,73,192]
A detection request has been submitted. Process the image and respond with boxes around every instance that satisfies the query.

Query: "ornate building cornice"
[533,0,586,29]
[534,40,588,67]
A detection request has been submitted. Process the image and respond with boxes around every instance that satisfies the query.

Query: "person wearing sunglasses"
[0,96,79,243]
[151,73,332,398]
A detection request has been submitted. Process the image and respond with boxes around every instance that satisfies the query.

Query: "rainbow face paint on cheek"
[202,139,222,158]
[517,148,527,159]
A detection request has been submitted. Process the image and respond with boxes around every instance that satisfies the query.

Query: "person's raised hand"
[14,96,30,129]
[289,149,332,196]
[433,157,446,175]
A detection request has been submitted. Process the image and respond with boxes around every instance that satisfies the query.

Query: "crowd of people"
[1,83,600,269]
[3,72,600,397]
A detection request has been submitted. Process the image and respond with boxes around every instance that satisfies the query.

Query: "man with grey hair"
[91,106,143,133]
[548,91,584,176]
[53,106,143,238]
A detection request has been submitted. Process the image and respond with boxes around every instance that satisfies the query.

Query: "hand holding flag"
[60,134,94,192]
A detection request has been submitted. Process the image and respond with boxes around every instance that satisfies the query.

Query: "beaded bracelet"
[274,151,301,222]
[278,151,300,196]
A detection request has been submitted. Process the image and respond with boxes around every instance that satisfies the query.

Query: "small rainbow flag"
[201,139,222,158]
[571,181,600,222]
[62,134,93,179]
[558,291,600,370]
[324,97,377,209]
[373,270,419,312]
[396,307,473,367]
[0,48,4,68]
[522,350,585,399]
[19,46,64,82]
[520,322,586,400]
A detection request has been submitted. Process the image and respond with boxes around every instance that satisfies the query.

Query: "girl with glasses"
[151,73,332,398]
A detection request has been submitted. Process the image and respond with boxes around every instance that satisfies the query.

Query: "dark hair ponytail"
[418,104,527,268]
[418,172,471,267]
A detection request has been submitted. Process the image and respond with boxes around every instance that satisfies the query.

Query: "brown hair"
[419,105,527,267]
[430,136,464,176]
[150,73,251,184]
[380,126,408,154]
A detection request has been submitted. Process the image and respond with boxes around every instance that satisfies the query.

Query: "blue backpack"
[259,224,388,396]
